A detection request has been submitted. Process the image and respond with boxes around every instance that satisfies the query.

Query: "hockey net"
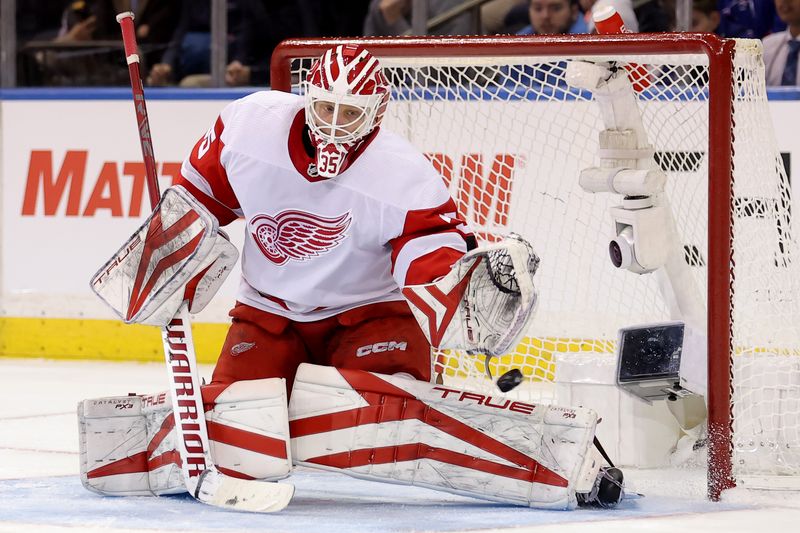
[271,35,800,498]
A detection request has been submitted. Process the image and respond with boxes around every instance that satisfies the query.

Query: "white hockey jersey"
[177,90,473,321]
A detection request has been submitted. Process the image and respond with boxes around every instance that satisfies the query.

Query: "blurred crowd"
[8,0,800,87]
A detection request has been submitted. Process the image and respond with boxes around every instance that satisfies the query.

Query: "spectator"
[225,0,303,86]
[148,0,215,86]
[17,1,67,41]
[632,0,671,32]
[692,0,721,32]
[663,0,720,86]
[363,0,474,36]
[148,0,242,87]
[718,0,785,39]
[56,5,97,43]
[763,0,800,86]
[150,0,302,87]
[59,0,180,64]
[22,1,179,86]
[482,0,527,33]
[15,0,67,85]
[518,0,588,34]
[509,0,587,88]
[580,0,639,32]
[87,0,180,48]
[298,0,371,37]
[502,1,534,33]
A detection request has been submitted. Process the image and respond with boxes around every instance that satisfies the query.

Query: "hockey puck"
[496,368,523,392]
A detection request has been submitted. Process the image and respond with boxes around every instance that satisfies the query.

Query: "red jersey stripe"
[185,115,240,215]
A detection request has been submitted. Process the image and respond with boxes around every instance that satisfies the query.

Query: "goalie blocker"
[90,185,238,326]
[80,364,622,509]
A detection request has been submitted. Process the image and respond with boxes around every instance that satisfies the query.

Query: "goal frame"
[270,33,736,500]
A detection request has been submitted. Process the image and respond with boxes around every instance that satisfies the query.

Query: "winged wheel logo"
[249,210,351,265]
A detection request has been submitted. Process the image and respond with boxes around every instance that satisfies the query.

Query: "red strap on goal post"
[116,11,160,209]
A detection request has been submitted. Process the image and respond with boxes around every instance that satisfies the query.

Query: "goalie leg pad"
[289,363,597,510]
[79,395,151,496]
[79,378,292,497]
[328,309,432,382]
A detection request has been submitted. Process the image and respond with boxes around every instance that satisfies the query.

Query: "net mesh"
[289,39,800,482]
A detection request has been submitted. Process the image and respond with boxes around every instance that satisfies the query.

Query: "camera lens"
[609,240,623,268]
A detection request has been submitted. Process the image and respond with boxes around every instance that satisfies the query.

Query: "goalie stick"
[115,11,293,512]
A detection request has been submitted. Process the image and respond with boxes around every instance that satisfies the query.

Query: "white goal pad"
[289,363,597,509]
[78,378,292,496]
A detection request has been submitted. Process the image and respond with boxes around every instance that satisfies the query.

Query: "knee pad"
[329,314,432,381]
[214,318,308,387]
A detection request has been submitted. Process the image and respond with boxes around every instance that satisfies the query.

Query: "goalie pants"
[212,300,432,391]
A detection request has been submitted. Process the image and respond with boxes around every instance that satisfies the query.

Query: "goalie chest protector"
[180,90,470,321]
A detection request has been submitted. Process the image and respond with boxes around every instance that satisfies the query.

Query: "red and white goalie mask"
[304,44,390,178]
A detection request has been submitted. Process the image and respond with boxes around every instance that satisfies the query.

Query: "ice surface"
[2,359,800,533]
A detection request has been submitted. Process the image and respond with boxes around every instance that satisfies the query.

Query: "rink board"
[0,88,798,362]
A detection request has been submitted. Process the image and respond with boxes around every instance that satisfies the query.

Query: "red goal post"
[270,34,797,501]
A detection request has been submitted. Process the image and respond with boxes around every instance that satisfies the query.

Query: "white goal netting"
[286,37,800,488]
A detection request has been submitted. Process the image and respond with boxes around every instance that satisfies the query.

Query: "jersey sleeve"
[175,107,242,226]
[390,183,476,287]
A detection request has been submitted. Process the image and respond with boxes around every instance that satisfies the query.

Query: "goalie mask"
[303,44,390,178]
